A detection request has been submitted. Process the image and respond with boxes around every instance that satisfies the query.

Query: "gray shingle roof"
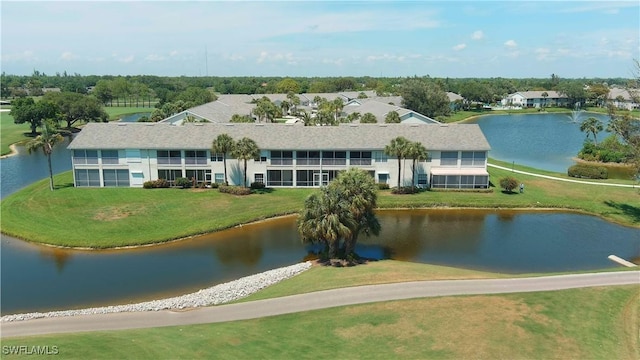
[68,122,490,151]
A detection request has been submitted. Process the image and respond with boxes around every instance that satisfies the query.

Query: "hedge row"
[567,164,608,179]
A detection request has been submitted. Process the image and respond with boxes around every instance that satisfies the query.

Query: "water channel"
[1,112,638,315]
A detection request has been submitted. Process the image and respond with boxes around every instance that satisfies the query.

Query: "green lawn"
[0,106,152,156]
[2,285,637,359]
[1,162,638,248]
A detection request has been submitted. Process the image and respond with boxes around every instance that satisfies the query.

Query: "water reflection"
[2,210,638,315]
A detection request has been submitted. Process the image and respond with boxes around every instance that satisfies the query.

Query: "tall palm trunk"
[46,153,54,191]
[223,156,228,185]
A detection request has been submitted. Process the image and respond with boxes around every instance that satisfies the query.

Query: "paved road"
[2,271,638,338]
[488,163,638,188]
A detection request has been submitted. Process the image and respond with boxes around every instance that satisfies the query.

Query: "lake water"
[470,112,611,173]
[2,209,638,315]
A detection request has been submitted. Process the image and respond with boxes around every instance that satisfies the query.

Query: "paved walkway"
[488,163,638,188]
[2,271,638,338]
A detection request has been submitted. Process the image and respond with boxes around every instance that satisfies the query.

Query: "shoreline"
[1,261,313,322]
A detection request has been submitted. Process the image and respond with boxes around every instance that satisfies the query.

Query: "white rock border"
[1,261,312,322]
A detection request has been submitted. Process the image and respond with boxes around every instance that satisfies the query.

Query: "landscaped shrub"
[219,185,252,196]
[499,176,519,193]
[376,183,390,190]
[250,182,266,190]
[210,182,220,189]
[568,164,608,179]
[174,177,191,188]
[143,179,170,189]
[391,186,419,195]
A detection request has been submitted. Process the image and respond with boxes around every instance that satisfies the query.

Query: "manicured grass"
[0,106,152,156]
[0,111,28,155]
[1,162,638,248]
[2,286,637,359]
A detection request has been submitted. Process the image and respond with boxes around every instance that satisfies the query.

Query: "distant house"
[608,88,638,110]
[501,91,569,108]
[343,98,439,124]
[68,122,491,190]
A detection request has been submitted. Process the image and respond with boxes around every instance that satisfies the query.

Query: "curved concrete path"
[2,271,638,338]
[488,163,638,188]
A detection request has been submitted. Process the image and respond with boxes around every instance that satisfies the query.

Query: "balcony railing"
[271,158,294,166]
[185,157,208,165]
[296,159,321,166]
[349,159,372,166]
[157,158,182,165]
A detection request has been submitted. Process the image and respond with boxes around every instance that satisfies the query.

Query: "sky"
[1,1,639,78]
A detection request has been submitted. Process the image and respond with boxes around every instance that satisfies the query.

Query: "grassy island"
[1,160,637,248]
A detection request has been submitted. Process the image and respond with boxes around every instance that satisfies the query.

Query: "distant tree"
[384,136,410,187]
[43,92,108,129]
[230,114,254,123]
[358,92,368,99]
[175,87,215,106]
[93,80,113,106]
[580,117,604,146]
[558,81,587,109]
[287,92,301,115]
[400,78,451,118]
[384,110,401,123]
[276,78,301,94]
[211,133,236,185]
[26,120,64,191]
[360,112,377,124]
[345,112,361,123]
[232,137,260,188]
[499,176,519,193]
[10,97,59,136]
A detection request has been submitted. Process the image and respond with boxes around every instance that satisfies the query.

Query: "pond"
[1,209,638,315]
[118,112,151,122]
[469,112,612,173]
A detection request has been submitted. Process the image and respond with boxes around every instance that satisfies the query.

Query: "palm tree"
[211,134,235,185]
[297,187,355,259]
[328,169,381,256]
[232,137,260,187]
[331,98,344,123]
[384,110,401,123]
[384,136,410,187]
[360,112,377,124]
[541,91,548,108]
[26,120,64,191]
[406,141,428,186]
[300,111,313,126]
[580,117,604,146]
[346,112,361,123]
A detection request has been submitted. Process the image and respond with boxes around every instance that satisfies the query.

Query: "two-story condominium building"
[67,122,491,189]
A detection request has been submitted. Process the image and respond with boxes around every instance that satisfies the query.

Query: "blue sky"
[2,1,639,78]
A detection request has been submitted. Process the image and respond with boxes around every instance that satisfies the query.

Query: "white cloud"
[116,55,134,63]
[1,50,37,62]
[365,53,408,62]
[225,54,245,61]
[471,30,484,40]
[453,43,466,51]
[256,51,303,65]
[535,48,551,61]
[145,54,165,61]
[169,50,179,57]
[504,40,518,48]
[60,51,76,60]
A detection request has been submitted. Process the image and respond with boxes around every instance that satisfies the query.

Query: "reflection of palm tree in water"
[39,249,73,273]
[213,239,263,266]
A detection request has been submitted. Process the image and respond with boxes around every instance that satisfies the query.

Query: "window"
[185,150,207,165]
[267,170,293,186]
[103,169,130,187]
[440,151,458,166]
[101,150,119,165]
[157,150,181,165]
[377,173,389,184]
[271,151,293,165]
[296,150,320,165]
[374,151,388,163]
[350,151,372,165]
[157,169,182,186]
[186,169,209,184]
[418,174,428,186]
[254,173,264,184]
[75,169,100,187]
[461,151,486,166]
[321,151,346,166]
[126,149,141,163]
[211,153,224,162]
[430,174,488,189]
[214,173,225,184]
[73,150,98,165]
